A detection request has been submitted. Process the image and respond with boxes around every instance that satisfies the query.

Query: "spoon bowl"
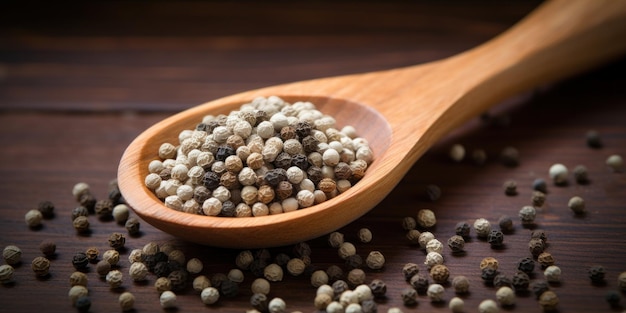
[118,0,626,248]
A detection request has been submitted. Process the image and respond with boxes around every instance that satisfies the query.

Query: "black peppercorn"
[274,253,291,267]
[72,252,89,271]
[493,273,513,289]
[220,200,236,217]
[531,280,550,299]
[500,146,520,167]
[264,169,288,187]
[215,145,235,162]
[455,221,471,238]
[487,229,504,248]
[605,290,621,307]
[71,206,89,221]
[168,269,189,292]
[220,279,239,298]
[295,121,312,138]
[250,293,269,312]
[301,136,319,154]
[306,166,323,184]
[573,165,589,184]
[193,186,211,204]
[94,199,114,220]
[586,130,603,148]
[108,187,122,205]
[290,154,310,171]
[532,178,548,193]
[369,279,387,298]
[481,267,498,285]
[334,162,352,180]
[517,257,535,275]
[153,261,171,278]
[249,259,268,278]
[78,193,97,213]
[332,280,349,298]
[108,232,126,250]
[292,242,312,258]
[588,265,606,284]
[447,235,465,253]
[503,180,517,196]
[75,296,91,313]
[254,249,272,263]
[425,184,441,201]
[37,200,55,219]
[409,273,429,294]
[512,271,530,292]
[202,171,221,190]
[326,265,344,282]
[345,254,364,269]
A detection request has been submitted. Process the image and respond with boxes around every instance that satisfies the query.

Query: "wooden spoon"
[118,0,626,248]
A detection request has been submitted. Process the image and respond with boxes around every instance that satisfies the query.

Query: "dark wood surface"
[1,1,625,312]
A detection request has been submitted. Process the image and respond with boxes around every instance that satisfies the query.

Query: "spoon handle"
[417,0,626,141]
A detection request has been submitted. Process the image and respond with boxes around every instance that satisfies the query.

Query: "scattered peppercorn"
[512,271,530,292]
[474,218,492,238]
[250,293,268,311]
[605,290,621,308]
[119,292,135,311]
[417,209,437,228]
[518,205,536,225]
[588,265,606,284]
[529,238,545,257]
[500,146,519,167]
[94,199,114,220]
[31,256,51,277]
[400,288,418,306]
[544,265,561,284]
[548,163,568,185]
[537,252,556,268]
[159,290,177,309]
[487,229,504,248]
[125,217,141,236]
[493,274,512,289]
[68,285,89,306]
[498,215,514,234]
[72,252,89,271]
[585,130,602,148]
[480,257,499,270]
[449,297,465,313]
[37,200,55,218]
[449,144,466,162]
[532,178,548,193]
[572,165,589,184]
[0,264,15,284]
[568,196,586,214]
[455,221,471,238]
[71,206,89,221]
[108,232,126,250]
[452,275,470,294]
[75,296,91,313]
[405,229,421,245]
[481,267,498,285]
[496,286,516,307]
[427,283,445,302]
[365,251,385,270]
[106,269,124,289]
[447,235,465,253]
[25,209,43,228]
[531,190,547,207]
[606,154,624,172]
[503,180,517,196]
[369,279,387,298]
[69,271,88,287]
[531,280,550,299]
[430,264,450,284]
[72,216,90,234]
[425,184,441,201]
[358,228,373,243]
[409,274,429,294]
[538,290,559,311]
[345,254,364,270]
[517,257,535,275]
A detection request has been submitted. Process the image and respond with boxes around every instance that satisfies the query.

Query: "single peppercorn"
[531,190,547,207]
[500,146,519,167]
[96,260,111,277]
[618,271,626,291]
[588,265,606,284]
[531,280,550,299]
[519,205,536,225]
[125,217,141,236]
[474,218,491,238]
[503,180,517,196]
[452,275,470,294]
[410,273,429,294]
[72,216,90,233]
[572,165,589,184]
[480,257,499,270]
[455,221,471,237]
[39,240,56,257]
[365,251,385,270]
[425,184,441,201]
[517,257,535,275]
[75,296,91,313]
[94,199,114,220]
[568,196,586,214]
[447,235,465,253]
[72,252,89,271]
[400,288,418,306]
[69,271,88,287]
[481,267,498,285]
[493,274,512,289]
[537,252,555,268]
[325,264,343,282]
[369,279,387,298]
[586,130,603,148]
[605,290,622,308]
[528,238,545,257]
[31,256,51,277]
[498,215,514,234]
[84,247,99,263]
[108,232,126,250]
[430,264,450,284]
[0,264,15,284]
[25,209,43,228]
[38,200,55,218]
[345,254,363,269]
[512,271,530,292]
[402,263,420,281]
[549,163,568,185]
[119,292,135,312]
[417,208,437,228]
[71,206,89,221]
[68,285,89,306]
[532,178,548,193]
[250,293,269,311]
[168,270,189,292]
[427,283,445,302]
[487,229,504,248]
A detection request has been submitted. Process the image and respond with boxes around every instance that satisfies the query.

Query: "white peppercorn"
[478,299,499,313]
[338,242,357,260]
[192,275,210,292]
[129,262,148,281]
[119,292,135,311]
[339,290,359,307]
[606,154,624,172]
[68,285,89,306]
[427,283,445,302]
[0,264,14,284]
[519,205,537,225]
[387,308,404,313]
[25,209,43,228]
[426,239,444,254]
[544,265,562,283]
[201,287,220,305]
[474,218,491,238]
[69,271,88,287]
[268,297,286,313]
[102,249,120,266]
[417,208,437,228]
[449,143,465,162]
[106,270,123,288]
[184,257,203,274]
[549,163,568,185]
[354,284,373,302]
[424,252,444,268]
[3,245,22,265]
[365,251,385,270]
[418,231,435,249]
[326,301,344,313]
[127,249,142,264]
[252,278,271,295]
[112,204,130,224]
[314,293,333,310]
[449,297,464,313]
[496,286,515,306]
[311,270,330,287]
[358,228,373,243]
[538,291,559,311]
[568,196,586,214]
[160,290,177,309]
[228,268,245,283]
[346,303,363,313]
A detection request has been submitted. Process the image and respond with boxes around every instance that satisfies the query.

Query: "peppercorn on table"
[1,1,626,312]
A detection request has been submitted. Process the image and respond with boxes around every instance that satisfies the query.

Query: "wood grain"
[1,1,625,312]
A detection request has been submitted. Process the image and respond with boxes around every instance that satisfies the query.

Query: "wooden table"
[1,1,625,312]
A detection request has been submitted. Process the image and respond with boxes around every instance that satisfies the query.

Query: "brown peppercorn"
[417,209,437,228]
[85,247,99,263]
[528,238,545,257]
[78,193,97,213]
[480,257,499,270]
[96,260,112,277]
[537,252,555,268]
[447,235,465,253]
[365,251,385,270]
[326,265,344,282]
[452,275,470,294]
[38,200,55,218]
[538,290,559,311]
[334,162,353,180]
[318,178,337,193]
[168,270,189,292]
[94,199,114,219]
[73,215,90,233]
[347,268,366,287]
[503,180,517,196]
[573,165,589,184]
[345,254,364,269]
[402,263,420,281]
[108,232,126,250]
[31,256,51,277]
[69,271,88,287]
[430,264,450,284]
[531,191,547,207]
[251,293,269,312]
[531,229,548,244]
[39,240,57,257]
[125,217,141,236]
